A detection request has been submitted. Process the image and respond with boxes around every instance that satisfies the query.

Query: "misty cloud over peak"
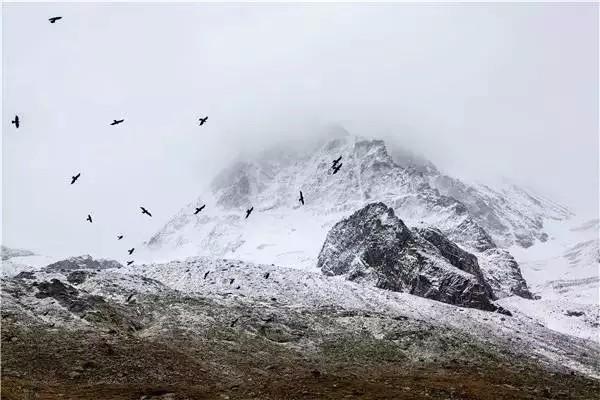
[3,3,597,257]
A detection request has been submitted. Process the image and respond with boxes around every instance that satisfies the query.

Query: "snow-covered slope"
[4,254,598,397]
[512,218,599,305]
[0,245,60,277]
[121,257,597,367]
[145,133,569,299]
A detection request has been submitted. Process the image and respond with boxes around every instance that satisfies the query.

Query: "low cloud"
[3,3,597,257]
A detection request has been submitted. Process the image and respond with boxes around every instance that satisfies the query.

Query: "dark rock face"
[34,279,106,315]
[44,255,122,272]
[319,203,412,279]
[412,227,495,299]
[15,271,36,280]
[318,203,499,312]
[67,271,92,285]
[35,279,80,306]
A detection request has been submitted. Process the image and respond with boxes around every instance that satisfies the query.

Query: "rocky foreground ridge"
[2,253,599,399]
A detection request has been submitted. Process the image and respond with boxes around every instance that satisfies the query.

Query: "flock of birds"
[9,15,345,266]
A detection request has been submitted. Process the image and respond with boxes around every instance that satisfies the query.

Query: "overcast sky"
[3,3,598,259]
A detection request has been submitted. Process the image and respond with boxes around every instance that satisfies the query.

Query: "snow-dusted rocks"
[45,255,123,272]
[412,226,494,297]
[317,203,499,312]
[478,248,533,299]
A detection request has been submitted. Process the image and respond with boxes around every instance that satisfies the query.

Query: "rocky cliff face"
[411,226,495,298]
[317,203,501,312]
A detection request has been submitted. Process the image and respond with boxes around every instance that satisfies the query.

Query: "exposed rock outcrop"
[412,227,495,299]
[317,203,501,312]
[44,255,122,273]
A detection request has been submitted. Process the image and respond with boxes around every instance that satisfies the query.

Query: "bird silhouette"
[86,214,92,223]
[299,191,304,206]
[203,271,210,279]
[128,248,135,255]
[126,293,135,302]
[126,261,134,266]
[140,207,152,217]
[48,16,62,23]
[229,278,235,285]
[245,207,254,219]
[332,163,343,175]
[194,205,206,215]
[332,156,342,167]
[70,173,81,184]
[198,116,208,126]
[110,119,124,126]
[11,115,19,129]
[117,235,124,240]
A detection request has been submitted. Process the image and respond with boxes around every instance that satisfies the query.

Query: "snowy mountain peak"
[146,132,572,279]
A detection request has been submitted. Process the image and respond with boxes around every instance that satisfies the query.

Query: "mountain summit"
[146,133,570,299]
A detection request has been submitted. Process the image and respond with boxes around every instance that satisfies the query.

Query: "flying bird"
[332,156,342,167]
[11,115,19,129]
[128,248,135,255]
[126,261,134,266]
[298,191,304,206]
[140,207,152,217]
[194,205,206,215]
[332,163,343,175]
[86,214,92,223]
[203,271,210,279]
[229,278,235,285]
[126,293,135,302]
[198,116,208,126]
[110,119,124,126]
[117,235,124,240]
[70,173,81,184]
[245,207,254,219]
[48,16,62,23]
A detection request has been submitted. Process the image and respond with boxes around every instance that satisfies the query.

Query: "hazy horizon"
[3,3,598,259]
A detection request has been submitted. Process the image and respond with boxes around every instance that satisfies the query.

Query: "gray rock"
[412,227,495,299]
[67,270,91,285]
[317,203,499,312]
[44,255,122,272]
[15,271,36,280]
[478,249,533,299]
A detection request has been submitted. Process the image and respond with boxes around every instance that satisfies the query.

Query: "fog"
[3,3,598,259]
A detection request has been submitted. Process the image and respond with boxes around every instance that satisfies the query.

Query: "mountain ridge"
[145,134,571,301]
